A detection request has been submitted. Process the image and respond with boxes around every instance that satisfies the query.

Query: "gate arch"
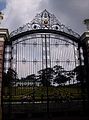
[3,10,87,119]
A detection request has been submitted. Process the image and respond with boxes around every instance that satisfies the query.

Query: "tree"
[26,74,37,85]
[53,65,70,85]
[73,65,86,83]
[38,68,54,86]
[3,68,18,87]
[3,72,9,87]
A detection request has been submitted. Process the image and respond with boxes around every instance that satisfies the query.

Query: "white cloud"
[1,0,89,34]
[1,0,42,32]
[44,0,89,34]
[71,0,89,10]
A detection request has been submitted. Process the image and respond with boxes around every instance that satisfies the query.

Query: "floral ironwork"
[10,9,80,38]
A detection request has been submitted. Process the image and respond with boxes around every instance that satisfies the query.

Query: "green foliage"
[3,68,18,87]
[73,65,87,82]
[53,65,71,85]
[38,68,54,86]
[3,65,87,102]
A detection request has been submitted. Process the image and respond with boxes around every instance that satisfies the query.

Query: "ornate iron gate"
[3,10,88,119]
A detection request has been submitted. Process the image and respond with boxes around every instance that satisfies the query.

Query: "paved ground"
[30,117,89,120]
[3,101,89,120]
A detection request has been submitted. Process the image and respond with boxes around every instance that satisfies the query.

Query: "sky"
[0,0,89,35]
[0,0,6,10]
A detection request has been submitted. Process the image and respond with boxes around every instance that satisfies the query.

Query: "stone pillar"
[81,31,89,101]
[0,29,9,120]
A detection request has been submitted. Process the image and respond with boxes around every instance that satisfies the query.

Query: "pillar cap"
[0,28,9,41]
[80,31,89,42]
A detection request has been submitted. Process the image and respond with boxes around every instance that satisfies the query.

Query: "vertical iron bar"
[49,34,51,68]
[42,34,43,70]
[45,34,49,118]
[15,44,17,96]
[73,41,77,68]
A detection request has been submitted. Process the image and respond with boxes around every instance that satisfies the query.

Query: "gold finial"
[84,19,89,31]
[0,11,4,25]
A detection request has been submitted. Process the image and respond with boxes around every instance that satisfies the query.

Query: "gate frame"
[1,11,89,118]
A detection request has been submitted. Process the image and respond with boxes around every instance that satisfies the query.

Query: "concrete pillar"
[81,31,89,101]
[0,29,9,120]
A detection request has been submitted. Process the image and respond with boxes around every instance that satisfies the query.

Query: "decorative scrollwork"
[10,9,80,38]
[33,41,37,46]
[66,59,70,65]
[22,58,26,64]
[33,59,37,65]
[65,42,69,47]
[31,23,41,30]
[52,24,61,30]
[55,41,59,47]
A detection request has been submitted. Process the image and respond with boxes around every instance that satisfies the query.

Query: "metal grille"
[3,32,88,119]
[9,33,79,78]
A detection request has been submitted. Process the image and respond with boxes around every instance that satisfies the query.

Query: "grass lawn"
[2,86,88,120]
[3,85,85,101]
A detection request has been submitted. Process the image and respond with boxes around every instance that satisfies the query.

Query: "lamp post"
[84,19,89,31]
[0,11,4,28]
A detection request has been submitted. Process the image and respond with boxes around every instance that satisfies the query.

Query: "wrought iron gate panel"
[10,33,80,78]
[3,33,85,113]
[11,34,43,78]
